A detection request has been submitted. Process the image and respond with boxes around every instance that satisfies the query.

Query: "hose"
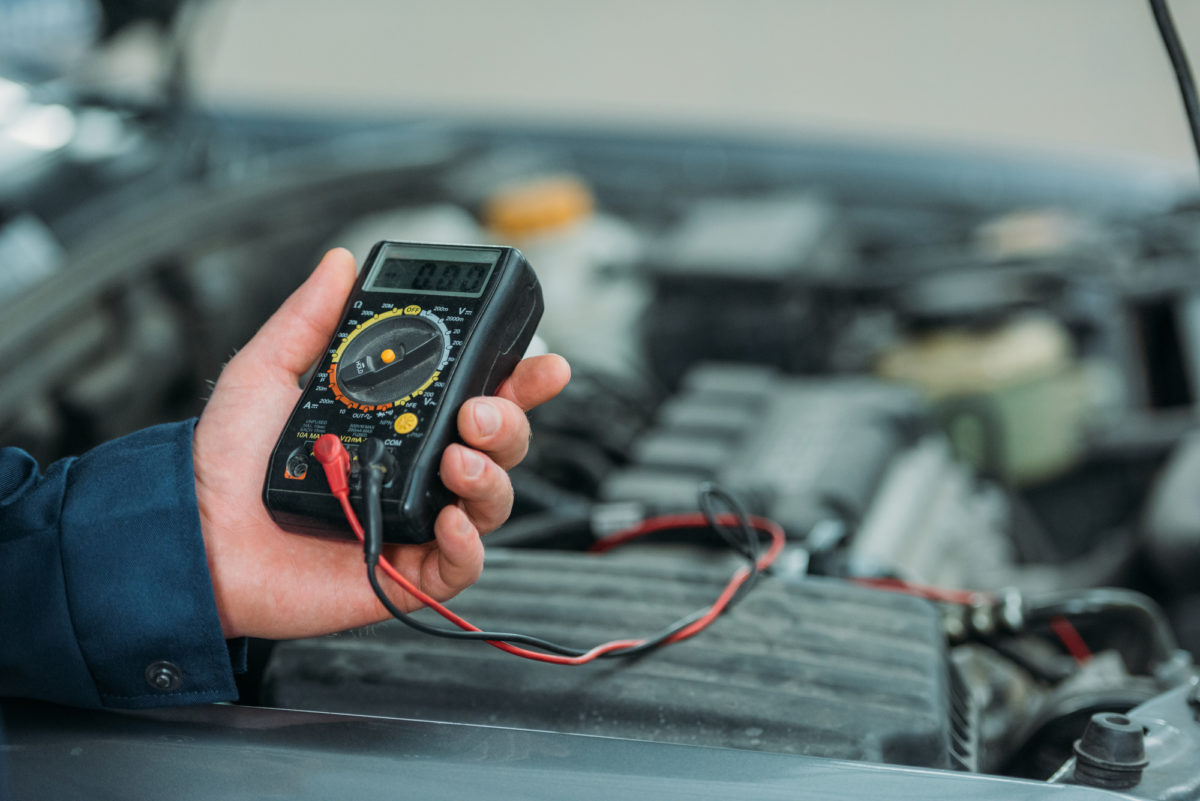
[1023,588,1179,669]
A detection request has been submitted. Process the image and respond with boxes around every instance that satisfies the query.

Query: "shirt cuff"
[59,420,239,708]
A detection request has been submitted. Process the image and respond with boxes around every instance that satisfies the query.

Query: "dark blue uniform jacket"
[0,421,239,708]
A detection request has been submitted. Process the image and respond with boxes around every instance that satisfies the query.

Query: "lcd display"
[364,245,500,297]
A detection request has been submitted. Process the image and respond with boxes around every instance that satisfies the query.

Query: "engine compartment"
[5,85,1200,795]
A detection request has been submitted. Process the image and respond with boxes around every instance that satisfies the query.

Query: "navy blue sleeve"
[0,420,240,709]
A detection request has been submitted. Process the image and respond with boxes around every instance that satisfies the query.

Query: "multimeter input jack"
[284,447,309,480]
[357,438,399,488]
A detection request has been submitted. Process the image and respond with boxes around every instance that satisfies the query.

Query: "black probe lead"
[356,444,769,658]
[358,451,592,656]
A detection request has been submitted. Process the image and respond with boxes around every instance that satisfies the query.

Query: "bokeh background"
[168,0,1200,176]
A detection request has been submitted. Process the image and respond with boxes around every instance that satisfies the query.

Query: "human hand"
[192,248,569,640]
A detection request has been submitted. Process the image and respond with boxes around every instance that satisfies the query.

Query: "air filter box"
[262,550,974,770]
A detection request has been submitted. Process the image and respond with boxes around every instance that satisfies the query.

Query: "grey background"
[158,0,1200,178]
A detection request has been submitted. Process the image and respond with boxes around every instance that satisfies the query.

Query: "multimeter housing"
[263,241,543,544]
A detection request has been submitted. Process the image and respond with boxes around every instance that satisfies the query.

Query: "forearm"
[0,421,240,709]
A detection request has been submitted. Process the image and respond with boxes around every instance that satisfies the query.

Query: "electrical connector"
[357,437,397,481]
[313,433,351,497]
[356,437,397,565]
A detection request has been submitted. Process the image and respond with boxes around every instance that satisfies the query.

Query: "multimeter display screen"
[364,245,500,298]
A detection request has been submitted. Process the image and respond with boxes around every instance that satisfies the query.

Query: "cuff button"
[145,661,183,692]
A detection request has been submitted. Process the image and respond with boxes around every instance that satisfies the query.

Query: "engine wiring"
[1024,588,1180,669]
[1150,0,1200,170]
[313,433,785,665]
[317,429,1116,669]
[310,421,1189,679]
[1048,615,1094,664]
[850,576,992,607]
[850,576,1096,667]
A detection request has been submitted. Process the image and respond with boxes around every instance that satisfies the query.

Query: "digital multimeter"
[263,241,543,544]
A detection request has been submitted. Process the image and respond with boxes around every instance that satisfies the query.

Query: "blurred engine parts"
[640,194,850,388]
[1143,430,1200,607]
[1058,680,1200,798]
[481,173,646,376]
[878,309,1084,486]
[596,362,1015,590]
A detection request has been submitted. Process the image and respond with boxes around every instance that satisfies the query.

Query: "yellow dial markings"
[328,307,416,410]
[395,371,442,408]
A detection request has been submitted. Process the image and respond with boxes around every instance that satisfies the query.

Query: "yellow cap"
[483,175,594,237]
[380,348,396,364]
[393,412,419,435]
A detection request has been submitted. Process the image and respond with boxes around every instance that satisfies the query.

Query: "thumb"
[238,248,358,381]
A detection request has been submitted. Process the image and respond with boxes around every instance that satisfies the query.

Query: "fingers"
[455,351,570,470]
[493,354,571,411]
[440,443,513,535]
[417,505,485,602]
[457,397,530,470]
[445,354,569,534]
[236,248,358,382]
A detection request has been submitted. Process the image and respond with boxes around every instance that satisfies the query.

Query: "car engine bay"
[5,49,1200,797]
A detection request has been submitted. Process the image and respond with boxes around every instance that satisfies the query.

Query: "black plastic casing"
[262,241,543,544]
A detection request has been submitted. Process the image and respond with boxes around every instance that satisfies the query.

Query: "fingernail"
[461,448,485,479]
[472,400,501,437]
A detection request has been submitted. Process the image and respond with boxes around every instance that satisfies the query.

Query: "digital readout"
[365,248,499,298]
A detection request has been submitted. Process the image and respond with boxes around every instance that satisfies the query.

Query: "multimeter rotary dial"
[330,308,450,409]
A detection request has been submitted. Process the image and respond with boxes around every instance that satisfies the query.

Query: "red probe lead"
[310,433,785,664]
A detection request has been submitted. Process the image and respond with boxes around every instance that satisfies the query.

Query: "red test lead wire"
[1049,615,1093,664]
[312,434,351,495]
[848,575,1093,665]
[311,433,785,665]
[850,576,992,606]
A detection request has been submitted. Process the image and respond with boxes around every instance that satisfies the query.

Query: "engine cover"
[263,550,975,770]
